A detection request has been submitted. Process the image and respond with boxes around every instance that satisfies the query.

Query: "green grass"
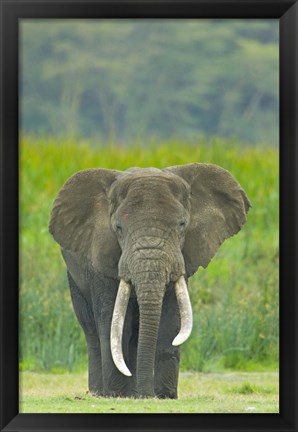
[20,371,279,413]
[19,135,279,373]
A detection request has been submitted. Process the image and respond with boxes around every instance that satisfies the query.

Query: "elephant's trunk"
[111,244,193,397]
[111,277,165,397]
[135,277,193,397]
[135,281,165,398]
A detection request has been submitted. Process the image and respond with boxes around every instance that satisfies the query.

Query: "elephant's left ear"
[165,163,251,276]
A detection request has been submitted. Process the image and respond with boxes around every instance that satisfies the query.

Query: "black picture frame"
[0,1,297,431]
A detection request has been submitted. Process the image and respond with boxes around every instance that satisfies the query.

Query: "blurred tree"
[20,19,278,145]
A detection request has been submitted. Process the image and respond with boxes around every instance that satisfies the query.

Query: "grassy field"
[19,136,279,373]
[20,371,279,413]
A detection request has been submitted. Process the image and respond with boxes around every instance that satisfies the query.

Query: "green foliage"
[19,136,279,372]
[20,20,278,145]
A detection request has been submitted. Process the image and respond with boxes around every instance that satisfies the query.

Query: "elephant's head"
[49,163,250,397]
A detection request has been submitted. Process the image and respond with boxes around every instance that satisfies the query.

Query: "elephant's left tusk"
[111,279,132,377]
[172,276,193,346]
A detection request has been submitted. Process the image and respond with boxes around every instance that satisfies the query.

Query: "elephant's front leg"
[91,276,133,397]
[154,284,181,399]
[67,272,103,396]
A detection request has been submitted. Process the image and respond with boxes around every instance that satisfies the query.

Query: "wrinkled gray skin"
[49,163,250,398]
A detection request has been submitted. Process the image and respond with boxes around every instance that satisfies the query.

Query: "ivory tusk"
[172,276,193,346]
[110,279,132,376]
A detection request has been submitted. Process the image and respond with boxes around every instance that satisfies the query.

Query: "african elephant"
[49,163,250,398]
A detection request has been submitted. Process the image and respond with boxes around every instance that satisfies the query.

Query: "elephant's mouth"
[110,276,193,377]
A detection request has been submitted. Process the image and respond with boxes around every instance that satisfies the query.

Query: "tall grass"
[19,136,279,372]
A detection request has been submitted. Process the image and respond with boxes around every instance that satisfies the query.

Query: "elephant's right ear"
[49,168,122,277]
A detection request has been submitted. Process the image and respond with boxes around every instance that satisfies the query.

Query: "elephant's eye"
[179,221,186,231]
[115,223,123,237]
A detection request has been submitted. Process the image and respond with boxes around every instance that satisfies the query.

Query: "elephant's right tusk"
[172,276,193,346]
[110,279,132,377]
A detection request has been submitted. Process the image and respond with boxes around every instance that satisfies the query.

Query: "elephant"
[49,163,250,399]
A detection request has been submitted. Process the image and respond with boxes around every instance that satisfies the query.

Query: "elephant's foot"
[101,372,132,398]
[138,394,155,399]
[89,389,104,398]
[102,390,133,398]
[88,376,103,397]
[155,389,178,399]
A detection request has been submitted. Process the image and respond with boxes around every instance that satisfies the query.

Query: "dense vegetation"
[19,136,279,373]
[20,20,278,145]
